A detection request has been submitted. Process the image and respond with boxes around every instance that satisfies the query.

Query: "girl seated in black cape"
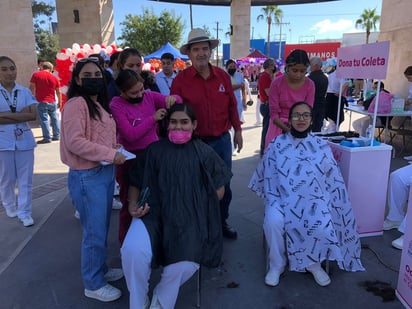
[121,103,232,309]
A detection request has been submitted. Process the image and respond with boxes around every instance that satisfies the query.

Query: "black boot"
[222,222,238,239]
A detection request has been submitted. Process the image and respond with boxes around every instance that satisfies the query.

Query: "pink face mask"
[168,130,192,144]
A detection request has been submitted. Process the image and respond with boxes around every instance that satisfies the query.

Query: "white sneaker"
[383,219,402,231]
[20,216,34,227]
[403,155,412,161]
[264,269,284,287]
[84,283,121,302]
[112,198,122,210]
[5,208,18,218]
[74,210,80,219]
[104,268,124,282]
[306,264,331,287]
[392,235,404,250]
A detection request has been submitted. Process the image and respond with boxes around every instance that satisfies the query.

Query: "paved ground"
[0,103,407,308]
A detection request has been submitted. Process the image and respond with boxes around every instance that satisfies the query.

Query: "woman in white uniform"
[0,56,37,226]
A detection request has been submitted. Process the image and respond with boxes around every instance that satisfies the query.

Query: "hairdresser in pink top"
[110,69,182,244]
[265,49,315,150]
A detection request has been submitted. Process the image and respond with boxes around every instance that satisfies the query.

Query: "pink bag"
[367,91,394,114]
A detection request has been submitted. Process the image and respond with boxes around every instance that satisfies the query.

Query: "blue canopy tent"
[143,42,189,62]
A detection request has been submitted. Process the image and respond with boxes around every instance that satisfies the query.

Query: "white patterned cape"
[249,133,365,272]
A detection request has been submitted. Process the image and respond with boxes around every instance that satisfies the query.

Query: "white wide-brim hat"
[180,28,220,55]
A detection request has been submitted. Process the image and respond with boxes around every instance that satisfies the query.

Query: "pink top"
[265,75,315,149]
[110,91,182,151]
[60,96,117,170]
[269,74,315,121]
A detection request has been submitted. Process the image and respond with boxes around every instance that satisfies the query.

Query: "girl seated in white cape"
[249,101,365,288]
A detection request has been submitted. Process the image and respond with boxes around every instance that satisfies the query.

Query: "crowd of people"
[2,28,412,308]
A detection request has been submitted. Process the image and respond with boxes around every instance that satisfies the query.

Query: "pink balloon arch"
[55,43,122,108]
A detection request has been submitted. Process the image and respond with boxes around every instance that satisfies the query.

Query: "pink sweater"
[60,96,117,170]
[110,91,182,151]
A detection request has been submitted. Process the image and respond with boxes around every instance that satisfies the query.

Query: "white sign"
[336,41,390,79]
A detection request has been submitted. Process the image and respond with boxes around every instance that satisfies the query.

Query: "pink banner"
[396,185,412,308]
[336,41,390,79]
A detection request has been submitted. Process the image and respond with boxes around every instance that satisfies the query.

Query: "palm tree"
[355,8,380,44]
[257,5,283,57]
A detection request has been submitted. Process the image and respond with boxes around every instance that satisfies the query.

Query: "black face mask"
[127,93,144,104]
[228,68,236,76]
[81,78,104,96]
[290,125,311,138]
[272,68,277,74]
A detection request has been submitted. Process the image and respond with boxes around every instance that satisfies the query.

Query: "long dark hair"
[115,69,144,93]
[118,48,142,71]
[66,59,110,120]
[0,56,16,67]
[167,103,197,123]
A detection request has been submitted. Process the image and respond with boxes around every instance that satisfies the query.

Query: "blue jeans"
[202,132,232,224]
[68,164,115,290]
[37,102,60,141]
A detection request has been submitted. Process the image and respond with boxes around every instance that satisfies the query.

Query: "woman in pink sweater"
[60,57,127,303]
[265,49,315,149]
[109,69,182,244]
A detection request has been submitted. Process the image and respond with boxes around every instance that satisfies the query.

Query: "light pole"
[277,16,290,60]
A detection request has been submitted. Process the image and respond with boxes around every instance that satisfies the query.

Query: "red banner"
[284,42,341,61]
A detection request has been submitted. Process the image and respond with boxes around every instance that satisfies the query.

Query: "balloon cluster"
[147,58,186,72]
[323,57,338,73]
[55,43,122,107]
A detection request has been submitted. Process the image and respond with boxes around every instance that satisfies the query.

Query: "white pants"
[229,127,236,153]
[0,150,34,218]
[121,218,199,309]
[386,165,412,233]
[263,204,287,272]
[256,98,262,124]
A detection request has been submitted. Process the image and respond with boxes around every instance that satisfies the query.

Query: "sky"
[112,0,382,46]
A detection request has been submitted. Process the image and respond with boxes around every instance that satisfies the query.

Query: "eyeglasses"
[291,112,312,120]
[77,57,100,64]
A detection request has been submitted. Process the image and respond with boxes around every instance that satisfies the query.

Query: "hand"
[113,151,127,165]
[242,98,247,110]
[233,131,243,153]
[165,96,177,109]
[153,108,167,121]
[128,203,150,218]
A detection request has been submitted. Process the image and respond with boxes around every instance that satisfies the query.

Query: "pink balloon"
[72,43,80,54]
[65,48,72,56]
[56,53,69,61]
[93,44,101,53]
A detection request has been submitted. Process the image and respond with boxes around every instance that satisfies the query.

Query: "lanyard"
[163,77,173,90]
[0,89,18,113]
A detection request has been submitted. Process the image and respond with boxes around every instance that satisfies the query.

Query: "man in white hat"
[171,28,243,240]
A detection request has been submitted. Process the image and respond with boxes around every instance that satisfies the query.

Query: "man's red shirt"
[30,70,60,103]
[258,71,272,103]
[171,65,242,138]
